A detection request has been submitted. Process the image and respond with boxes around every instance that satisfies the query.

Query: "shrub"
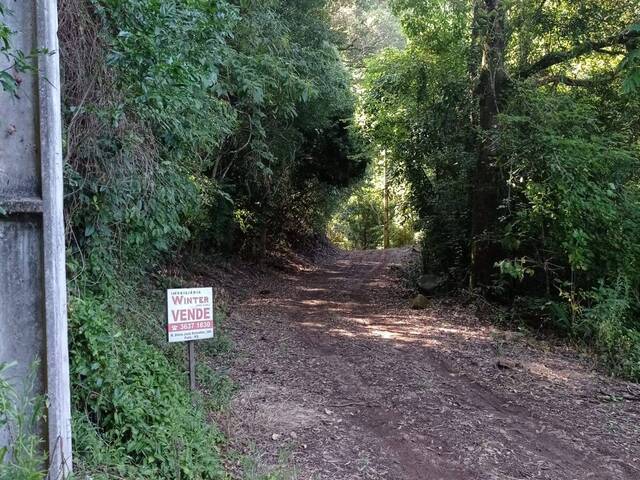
[69,296,225,479]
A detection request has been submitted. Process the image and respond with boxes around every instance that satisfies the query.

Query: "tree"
[361,0,640,376]
[328,0,406,66]
[469,0,507,288]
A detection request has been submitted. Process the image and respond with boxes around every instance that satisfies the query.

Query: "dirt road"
[214,248,639,479]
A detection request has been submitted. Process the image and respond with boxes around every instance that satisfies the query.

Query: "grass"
[228,444,300,480]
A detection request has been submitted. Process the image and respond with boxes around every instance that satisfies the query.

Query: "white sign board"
[167,288,215,343]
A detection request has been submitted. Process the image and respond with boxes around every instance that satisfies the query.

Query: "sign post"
[167,287,215,390]
[188,340,196,391]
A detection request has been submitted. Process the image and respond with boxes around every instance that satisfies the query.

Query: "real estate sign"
[167,287,215,343]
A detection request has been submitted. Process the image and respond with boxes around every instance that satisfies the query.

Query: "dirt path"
[213,248,640,479]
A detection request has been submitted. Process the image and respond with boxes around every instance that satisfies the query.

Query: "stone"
[411,294,430,310]
[496,358,521,370]
[417,274,445,294]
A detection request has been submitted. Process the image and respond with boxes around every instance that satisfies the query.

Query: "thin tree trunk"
[383,150,390,249]
[470,0,507,289]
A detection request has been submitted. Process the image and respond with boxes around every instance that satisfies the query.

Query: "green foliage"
[578,277,640,379]
[196,364,236,413]
[362,0,640,378]
[328,0,406,66]
[0,363,46,480]
[620,24,640,93]
[359,43,473,273]
[329,160,416,250]
[330,182,384,249]
[62,0,364,280]
[498,85,640,376]
[0,3,39,94]
[69,296,225,479]
[499,86,640,283]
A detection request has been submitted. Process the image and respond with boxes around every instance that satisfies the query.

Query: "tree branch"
[518,29,640,78]
[594,47,627,56]
[533,72,618,88]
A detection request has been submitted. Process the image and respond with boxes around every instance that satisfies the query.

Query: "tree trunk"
[470,0,507,289]
[383,150,390,249]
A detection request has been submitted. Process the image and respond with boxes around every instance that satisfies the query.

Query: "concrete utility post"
[0,1,72,478]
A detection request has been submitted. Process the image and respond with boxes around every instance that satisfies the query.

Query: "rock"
[496,358,521,370]
[417,274,445,294]
[411,294,430,310]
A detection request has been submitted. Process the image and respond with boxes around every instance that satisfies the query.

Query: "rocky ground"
[197,248,640,479]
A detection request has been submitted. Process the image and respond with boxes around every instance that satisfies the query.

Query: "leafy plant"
[0,362,46,480]
[0,2,50,95]
[69,296,225,479]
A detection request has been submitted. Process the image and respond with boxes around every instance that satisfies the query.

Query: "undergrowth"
[0,363,46,480]
[69,294,227,479]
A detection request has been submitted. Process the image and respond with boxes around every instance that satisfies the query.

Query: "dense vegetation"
[5,0,363,478]
[57,0,363,477]
[61,0,364,278]
[2,0,640,477]
[359,0,640,378]
[328,155,417,250]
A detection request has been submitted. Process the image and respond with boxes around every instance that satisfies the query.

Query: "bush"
[61,0,364,278]
[69,296,225,479]
[578,278,640,379]
[497,87,640,379]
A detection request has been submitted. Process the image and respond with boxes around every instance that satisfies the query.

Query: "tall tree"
[469,0,507,288]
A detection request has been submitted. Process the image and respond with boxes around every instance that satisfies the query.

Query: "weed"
[0,362,46,480]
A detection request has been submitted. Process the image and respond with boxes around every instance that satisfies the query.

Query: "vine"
[0,2,42,95]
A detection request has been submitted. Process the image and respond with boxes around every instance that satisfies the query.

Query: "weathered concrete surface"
[0,0,72,476]
[0,217,46,392]
[0,2,39,200]
[0,0,44,450]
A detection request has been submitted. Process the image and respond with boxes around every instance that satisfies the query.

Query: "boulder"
[417,274,445,294]
[411,294,430,310]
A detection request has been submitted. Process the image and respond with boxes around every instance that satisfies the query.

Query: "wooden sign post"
[167,288,215,390]
[188,340,196,391]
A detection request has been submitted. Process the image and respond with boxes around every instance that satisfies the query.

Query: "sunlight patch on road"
[328,328,356,338]
[300,321,326,328]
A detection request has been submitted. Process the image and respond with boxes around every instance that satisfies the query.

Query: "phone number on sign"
[168,321,213,332]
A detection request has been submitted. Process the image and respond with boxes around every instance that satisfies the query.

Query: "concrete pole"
[39,0,73,476]
[0,1,72,477]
